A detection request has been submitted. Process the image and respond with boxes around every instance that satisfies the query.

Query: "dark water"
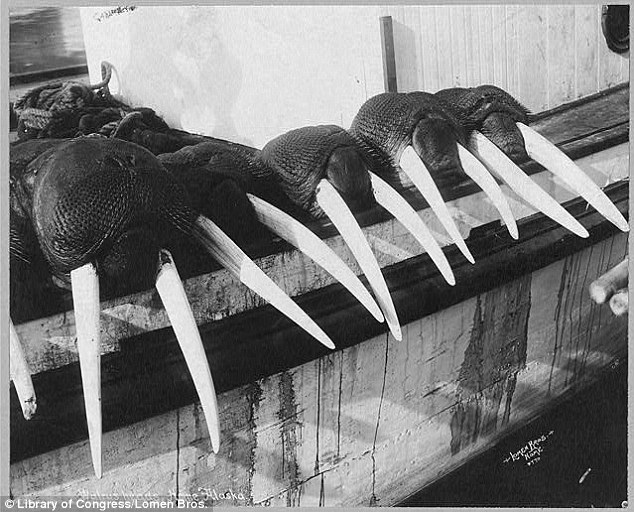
[9,7,86,76]
[399,360,627,507]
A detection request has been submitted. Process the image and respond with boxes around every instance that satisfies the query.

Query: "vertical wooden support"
[380,16,398,92]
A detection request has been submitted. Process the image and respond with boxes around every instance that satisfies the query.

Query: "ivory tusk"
[9,318,37,420]
[194,215,335,349]
[399,146,475,264]
[468,131,589,238]
[247,193,384,322]
[70,262,102,478]
[368,171,455,285]
[456,143,518,239]
[516,122,628,232]
[315,179,402,341]
[155,250,221,453]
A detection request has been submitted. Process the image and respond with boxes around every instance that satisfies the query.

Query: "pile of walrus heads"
[10,84,628,479]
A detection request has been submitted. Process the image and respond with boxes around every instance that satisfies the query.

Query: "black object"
[602,5,629,54]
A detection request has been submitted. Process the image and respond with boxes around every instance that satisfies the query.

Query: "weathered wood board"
[382,5,629,111]
[10,230,627,504]
[12,138,629,377]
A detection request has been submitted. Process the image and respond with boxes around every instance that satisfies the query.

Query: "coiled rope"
[14,61,131,138]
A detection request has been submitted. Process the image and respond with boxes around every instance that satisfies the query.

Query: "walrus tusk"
[247,194,384,323]
[468,131,589,238]
[315,179,402,341]
[193,215,335,349]
[9,318,37,420]
[456,143,518,240]
[516,122,629,232]
[155,250,221,453]
[70,262,102,479]
[368,171,455,286]
[399,145,475,264]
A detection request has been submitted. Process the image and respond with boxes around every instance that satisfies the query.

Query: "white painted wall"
[80,5,629,146]
[80,6,385,148]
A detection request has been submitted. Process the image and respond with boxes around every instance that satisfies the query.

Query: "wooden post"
[380,16,398,93]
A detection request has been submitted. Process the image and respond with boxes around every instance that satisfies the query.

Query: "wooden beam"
[10,181,629,463]
[11,230,627,502]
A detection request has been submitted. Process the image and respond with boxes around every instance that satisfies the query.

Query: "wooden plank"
[547,5,576,107]
[504,5,521,99]
[575,5,599,99]
[11,232,627,503]
[517,5,548,111]
[391,7,417,93]
[382,5,618,106]
[491,6,507,90]
[434,5,453,89]
[9,181,629,464]
[419,6,439,92]
[448,5,467,87]
[477,5,495,85]
[529,83,628,139]
[464,5,480,87]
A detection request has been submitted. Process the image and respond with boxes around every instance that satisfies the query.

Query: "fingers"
[247,193,385,322]
[589,258,629,305]
[368,171,455,285]
[455,143,518,239]
[468,131,589,238]
[194,215,336,349]
[516,122,629,232]
[155,249,221,453]
[315,179,402,341]
[609,289,628,316]
[9,318,37,420]
[399,146,475,264]
[70,262,102,479]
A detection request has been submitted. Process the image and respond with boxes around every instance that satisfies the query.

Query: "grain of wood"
[492,6,508,90]
[12,234,627,504]
[385,5,627,106]
[448,5,467,86]
[574,5,599,99]
[548,5,576,106]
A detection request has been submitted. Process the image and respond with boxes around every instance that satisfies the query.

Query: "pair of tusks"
[11,178,450,477]
[67,249,224,479]
[70,255,222,479]
[254,176,458,343]
[398,123,629,256]
[66,207,342,478]
[59,181,444,477]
